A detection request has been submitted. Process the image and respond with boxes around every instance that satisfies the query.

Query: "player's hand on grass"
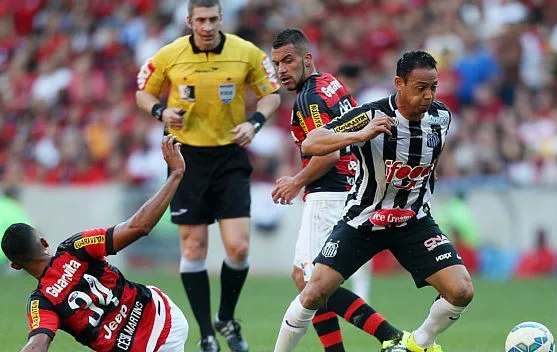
[162,134,185,174]
[162,108,185,130]
[231,122,256,148]
[272,176,302,205]
[356,112,394,142]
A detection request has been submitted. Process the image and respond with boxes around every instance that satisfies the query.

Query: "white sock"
[274,295,317,352]
[413,297,467,347]
[349,264,371,302]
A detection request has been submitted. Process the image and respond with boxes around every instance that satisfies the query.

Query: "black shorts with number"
[314,215,464,288]
[169,144,252,225]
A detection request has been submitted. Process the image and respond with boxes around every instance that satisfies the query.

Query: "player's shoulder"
[427,100,452,125]
[363,95,396,117]
[223,33,260,52]
[153,36,190,62]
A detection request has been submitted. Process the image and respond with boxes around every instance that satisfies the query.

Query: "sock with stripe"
[312,308,345,351]
[326,287,401,343]
[413,296,467,347]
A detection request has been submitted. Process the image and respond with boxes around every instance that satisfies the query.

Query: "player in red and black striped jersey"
[271,28,402,352]
[289,71,357,196]
[2,135,189,352]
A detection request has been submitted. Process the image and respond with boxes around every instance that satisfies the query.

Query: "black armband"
[248,111,266,133]
[151,103,166,121]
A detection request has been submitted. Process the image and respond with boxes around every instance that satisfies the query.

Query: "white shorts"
[148,287,189,352]
[293,192,347,281]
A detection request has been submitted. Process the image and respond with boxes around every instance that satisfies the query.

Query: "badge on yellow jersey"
[218,83,236,103]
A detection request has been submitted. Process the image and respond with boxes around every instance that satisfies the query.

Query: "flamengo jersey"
[26,228,171,352]
[138,32,280,147]
[292,73,357,194]
[323,95,451,230]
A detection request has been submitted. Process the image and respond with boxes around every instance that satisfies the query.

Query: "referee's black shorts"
[169,143,252,225]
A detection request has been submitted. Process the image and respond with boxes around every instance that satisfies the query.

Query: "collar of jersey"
[190,31,226,54]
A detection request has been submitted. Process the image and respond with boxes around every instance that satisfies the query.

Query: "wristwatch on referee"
[151,103,166,121]
[248,111,266,133]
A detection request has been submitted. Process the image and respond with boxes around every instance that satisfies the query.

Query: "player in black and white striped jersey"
[273,51,474,352]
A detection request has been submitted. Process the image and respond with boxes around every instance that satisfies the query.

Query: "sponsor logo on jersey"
[218,83,236,103]
[321,240,339,258]
[296,111,309,134]
[321,79,342,98]
[45,260,82,298]
[103,304,128,339]
[385,160,435,190]
[370,208,416,227]
[435,252,452,262]
[74,235,105,250]
[115,301,144,350]
[309,104,322,128]
[332,113,370,133]
[30,300,40,329]
[428,112,450,126]
[424,235,450,252]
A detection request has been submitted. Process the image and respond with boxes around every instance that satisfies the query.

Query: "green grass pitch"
[0,272,554,351]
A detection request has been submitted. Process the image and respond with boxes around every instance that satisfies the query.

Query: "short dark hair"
[396,51,437,82]
[1,223,42,265]
[272,28,310,54]
[188,0,221,16]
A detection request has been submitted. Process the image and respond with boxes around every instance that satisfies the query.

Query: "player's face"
[396,68,438,115]
[188,5,222,51]
[271,44,309,91]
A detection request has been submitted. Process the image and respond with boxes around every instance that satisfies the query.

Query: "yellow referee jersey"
[138,32,280,146]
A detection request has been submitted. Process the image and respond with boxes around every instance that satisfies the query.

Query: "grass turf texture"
[0,272,554,351]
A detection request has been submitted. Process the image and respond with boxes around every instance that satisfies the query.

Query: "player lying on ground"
[2,135,189,352]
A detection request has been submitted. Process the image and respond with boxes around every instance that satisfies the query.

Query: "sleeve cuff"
[29,328,55,340]
[105,227,116,255]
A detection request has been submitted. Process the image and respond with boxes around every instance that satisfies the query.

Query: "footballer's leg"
[292,266,345,352]
[275,263,344,352]
[179,224,219,352]
[215,217,250,352]
[390,217,474,352]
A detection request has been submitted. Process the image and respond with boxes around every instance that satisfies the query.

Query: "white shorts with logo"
[293,192,348,282]
[148,286,189,352]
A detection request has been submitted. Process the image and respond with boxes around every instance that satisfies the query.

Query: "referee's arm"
[136,90,184,130]
[230,92,281,148]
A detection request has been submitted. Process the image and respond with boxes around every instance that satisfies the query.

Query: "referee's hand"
[231,122,256,148]
[162,108,185,130]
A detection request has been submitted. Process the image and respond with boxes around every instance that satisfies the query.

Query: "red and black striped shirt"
[291,72,358,195]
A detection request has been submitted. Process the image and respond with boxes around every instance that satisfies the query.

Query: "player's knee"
[180,237,208,260]
[291,268,306,292]
[446,278,474,306]
[226,242,249,261]
[299,284,327,310]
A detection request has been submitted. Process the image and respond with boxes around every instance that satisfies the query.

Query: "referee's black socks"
[181,270,215,338]
[218,258,249,321]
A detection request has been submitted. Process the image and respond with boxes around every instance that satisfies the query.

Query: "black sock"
[181,271,214,337]
[218,261,249,321]
[312,308,345,351]
[326,286,402,343]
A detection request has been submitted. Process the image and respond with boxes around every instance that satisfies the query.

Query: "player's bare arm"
[112,134,185,252]
[272,151,340,204]
[231,93,281,148]
[302,114,393,156]
[20,333,52,352]
[135,90,185,130]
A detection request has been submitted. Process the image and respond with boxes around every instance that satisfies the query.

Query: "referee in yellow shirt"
[135,1,280,351]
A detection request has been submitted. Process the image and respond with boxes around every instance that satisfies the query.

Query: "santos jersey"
[292,73,357,195]
[138,32,280,147]
[26,228,171,352]
[323,94,451,230]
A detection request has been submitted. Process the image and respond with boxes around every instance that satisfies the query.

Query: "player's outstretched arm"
[112,135,185,252]
[302,128,363,156]
[20,334,52,352]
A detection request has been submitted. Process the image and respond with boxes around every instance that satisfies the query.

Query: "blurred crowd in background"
[0,0,556,276]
